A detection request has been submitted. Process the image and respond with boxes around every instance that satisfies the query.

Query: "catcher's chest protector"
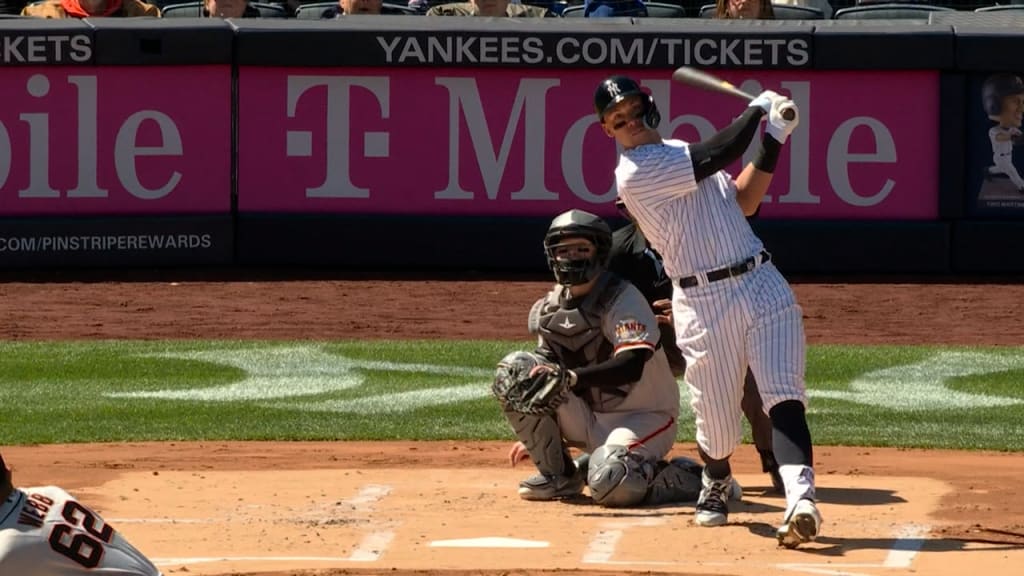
[530,275,634,411]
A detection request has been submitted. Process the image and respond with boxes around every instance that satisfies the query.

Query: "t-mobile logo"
[285,76,390,199]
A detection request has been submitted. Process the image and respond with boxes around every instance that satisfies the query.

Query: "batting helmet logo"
[594,76,661,130]
[982,74,1024,120]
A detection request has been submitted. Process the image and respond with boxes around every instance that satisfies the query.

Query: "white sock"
[779,464,815,519]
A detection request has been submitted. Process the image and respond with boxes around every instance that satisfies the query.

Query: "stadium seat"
[160,1,288,15]
[294,0,337,17]
[294,0,417,16]
[833,2,954,17]
[560,1,685,16]
[698,2,824,17]
[642,1,687,15]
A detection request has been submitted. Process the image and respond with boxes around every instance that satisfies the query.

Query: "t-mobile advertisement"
[966,72,1024,217]
[238,68,938,220]
[0,66,231,217]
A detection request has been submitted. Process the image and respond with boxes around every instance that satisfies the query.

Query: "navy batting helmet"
[544,209,613,286]
[982,74,1024,119]
[594,76,661,130]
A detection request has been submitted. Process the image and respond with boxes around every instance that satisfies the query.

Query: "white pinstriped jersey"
[990,126,1015,159]
[614,139,764,278]
[0,486,162,576]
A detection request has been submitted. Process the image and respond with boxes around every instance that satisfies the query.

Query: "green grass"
[1,340,1023,450]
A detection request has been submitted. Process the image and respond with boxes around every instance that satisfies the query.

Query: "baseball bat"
[670,66,795,121]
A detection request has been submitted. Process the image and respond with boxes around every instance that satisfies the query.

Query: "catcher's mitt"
[492,351,571,415]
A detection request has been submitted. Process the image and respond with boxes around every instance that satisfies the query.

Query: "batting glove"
[749,90,779,115]
[766,96,800,145]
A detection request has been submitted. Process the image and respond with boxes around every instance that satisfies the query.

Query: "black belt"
[676,251,771,289]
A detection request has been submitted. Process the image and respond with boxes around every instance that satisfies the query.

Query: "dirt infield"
[2,278,1024,576]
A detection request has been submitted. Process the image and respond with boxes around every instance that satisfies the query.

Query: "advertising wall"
[4,15,1021,273]
[0,19,235,267]
[237,69,938,221]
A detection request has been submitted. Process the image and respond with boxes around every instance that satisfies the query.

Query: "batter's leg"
[744,265,822,546]
[673,285,747,527]
[741,367,782,493]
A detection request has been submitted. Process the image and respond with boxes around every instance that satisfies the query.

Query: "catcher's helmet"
[982,74,1024,119]
[544,209,613,286]
[594,75,661,130]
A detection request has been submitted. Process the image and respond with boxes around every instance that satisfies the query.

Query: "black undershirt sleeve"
[572,348,652,391]
[690,107,766,182]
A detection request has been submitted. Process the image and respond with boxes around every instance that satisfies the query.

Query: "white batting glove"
[749,90,779,115]
[765,95,800,144]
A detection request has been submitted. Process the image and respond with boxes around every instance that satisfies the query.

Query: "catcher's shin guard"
[505,411,575,478]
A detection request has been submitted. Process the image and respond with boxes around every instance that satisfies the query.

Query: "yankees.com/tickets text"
[376,35,810,67]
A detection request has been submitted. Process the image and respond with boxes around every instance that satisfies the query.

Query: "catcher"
[493,209,711,507]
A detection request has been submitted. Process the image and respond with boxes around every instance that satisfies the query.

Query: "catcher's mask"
[544,209,612,287]
[594,75,661,131]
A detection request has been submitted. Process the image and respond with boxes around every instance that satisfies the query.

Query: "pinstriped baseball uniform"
[530,272,680,461]
[615,139,808,462]
[0,486,162,576]
[988,126,1024,188]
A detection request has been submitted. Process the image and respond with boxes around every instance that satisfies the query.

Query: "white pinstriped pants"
[671,261,807,460]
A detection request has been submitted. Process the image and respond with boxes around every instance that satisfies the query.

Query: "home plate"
[430,537,549,548]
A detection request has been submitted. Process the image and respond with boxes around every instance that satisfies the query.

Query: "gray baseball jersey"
[528,272,679,458]
[0,486,162,576]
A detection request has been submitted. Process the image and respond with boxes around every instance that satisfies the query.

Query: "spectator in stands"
[427,0,548,16]
[582,0,646,16]
[21,0,159,16]
[203,0,259,16]
[713,0,774,17]
[319,0,382,15]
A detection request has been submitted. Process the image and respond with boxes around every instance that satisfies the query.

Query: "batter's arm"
[690,106,765,182]
[735,134,782,216]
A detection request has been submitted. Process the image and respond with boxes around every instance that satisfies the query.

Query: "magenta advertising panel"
[238,68,938,220]
[0,66,231,217]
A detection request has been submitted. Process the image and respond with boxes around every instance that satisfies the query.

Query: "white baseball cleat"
[776,498,822,548]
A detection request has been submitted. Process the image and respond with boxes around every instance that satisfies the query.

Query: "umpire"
[608,200,783,493]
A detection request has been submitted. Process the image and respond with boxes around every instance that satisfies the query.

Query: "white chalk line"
[778,523,930,576]
[581,521,928,574]
[153,555,358,566]
[147,483,395,567]
[582,518,666,565]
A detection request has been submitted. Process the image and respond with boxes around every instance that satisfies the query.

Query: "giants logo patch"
[614,318,649,344]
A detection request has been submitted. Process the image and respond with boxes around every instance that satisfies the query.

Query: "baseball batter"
[609,208,783,493]
[983,74,1024,193]
[497,209,708,508]
[0,454,162,576]
[594,75,821,547]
